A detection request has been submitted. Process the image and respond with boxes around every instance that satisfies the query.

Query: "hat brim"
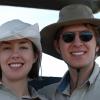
[41,18,100,59]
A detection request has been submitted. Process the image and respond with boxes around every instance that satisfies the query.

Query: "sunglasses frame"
[62,31,93,43]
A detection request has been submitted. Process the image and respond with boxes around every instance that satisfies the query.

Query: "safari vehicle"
[0,0,100,90]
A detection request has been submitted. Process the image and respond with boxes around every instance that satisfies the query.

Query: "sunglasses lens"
[62,31,93,43]
[62,32,75,43]
[80,31,93,42]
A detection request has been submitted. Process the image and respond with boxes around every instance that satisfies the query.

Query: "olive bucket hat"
[41,4,100,59]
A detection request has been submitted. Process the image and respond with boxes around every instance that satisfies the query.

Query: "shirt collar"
[22,86,41,99]
[57,71,70,92]
[88,63,100,85]
[57,63,100,93]
[0,82,44,100]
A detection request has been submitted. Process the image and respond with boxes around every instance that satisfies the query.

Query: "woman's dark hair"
[28,43,41,79]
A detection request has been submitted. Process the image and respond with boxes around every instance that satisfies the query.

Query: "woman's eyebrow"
[0,41,10,45]
[18,40,30,44]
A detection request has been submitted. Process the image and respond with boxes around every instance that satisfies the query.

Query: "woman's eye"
[20,46,29,49]
[2,47,11,50]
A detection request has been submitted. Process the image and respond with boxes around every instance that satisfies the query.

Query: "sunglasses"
[62,31,93,43]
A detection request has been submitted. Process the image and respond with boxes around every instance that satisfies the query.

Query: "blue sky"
[0,5,100,77]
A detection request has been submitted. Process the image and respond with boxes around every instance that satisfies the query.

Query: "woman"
[0,19,47,100]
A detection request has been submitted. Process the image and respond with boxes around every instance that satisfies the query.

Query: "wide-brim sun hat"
[0,19,42,78]
[41,4,100,60]
[0,19,42,52]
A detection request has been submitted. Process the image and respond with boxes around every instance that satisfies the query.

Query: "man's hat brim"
[41,19,100,59]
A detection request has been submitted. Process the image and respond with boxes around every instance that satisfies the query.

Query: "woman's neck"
[2,78,30,97]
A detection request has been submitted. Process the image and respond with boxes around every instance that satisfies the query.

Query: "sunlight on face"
[0,38,37,81]
[57,24,98,69]
[0,6,99,77]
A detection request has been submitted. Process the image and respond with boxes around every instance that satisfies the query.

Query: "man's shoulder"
[38,82,59,91]
[38,82,59,99]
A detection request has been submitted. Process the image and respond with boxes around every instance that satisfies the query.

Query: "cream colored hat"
[0,19,42,52]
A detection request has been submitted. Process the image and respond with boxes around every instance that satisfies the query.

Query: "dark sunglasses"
[62,31,93,43]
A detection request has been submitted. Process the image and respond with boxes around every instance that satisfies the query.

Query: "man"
[38,4,100,100]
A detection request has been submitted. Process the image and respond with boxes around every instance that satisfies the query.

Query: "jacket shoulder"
[38,82,59,99]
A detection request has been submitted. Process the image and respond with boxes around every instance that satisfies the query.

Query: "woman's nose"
[10,49,20,59]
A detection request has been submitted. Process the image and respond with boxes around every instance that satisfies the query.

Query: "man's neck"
[69,63,94,94]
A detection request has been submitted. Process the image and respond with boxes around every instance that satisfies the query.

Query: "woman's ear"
[33,53,38,63]
[54,40,61,54]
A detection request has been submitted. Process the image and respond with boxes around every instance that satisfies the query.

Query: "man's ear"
[54,40,60,54]
[96,46,99,52]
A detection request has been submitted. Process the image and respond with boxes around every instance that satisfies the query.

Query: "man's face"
[55,24,99,69]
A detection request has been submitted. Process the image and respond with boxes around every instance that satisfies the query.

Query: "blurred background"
[0,5,100,77]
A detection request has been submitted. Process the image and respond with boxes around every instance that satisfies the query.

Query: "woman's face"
[0,38,37,81]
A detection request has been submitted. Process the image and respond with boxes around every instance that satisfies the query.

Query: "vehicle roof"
[0,0,100,13]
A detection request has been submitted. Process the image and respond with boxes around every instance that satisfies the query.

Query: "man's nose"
[73,34,83,46]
